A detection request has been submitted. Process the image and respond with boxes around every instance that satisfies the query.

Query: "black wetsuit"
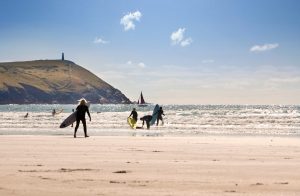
[156,108,164,125]
[140,115,152,129]
[74,105,91,137]
[129,110,138,122]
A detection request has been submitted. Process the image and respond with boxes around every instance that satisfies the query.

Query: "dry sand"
[0,135,299,196]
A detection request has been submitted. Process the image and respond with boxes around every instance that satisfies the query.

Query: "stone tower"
[62,52,64,61]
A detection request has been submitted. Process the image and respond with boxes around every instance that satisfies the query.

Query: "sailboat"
[137,91,147,107]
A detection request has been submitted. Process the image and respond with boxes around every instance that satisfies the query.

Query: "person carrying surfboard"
[156,107,165,126]
[71,109,75,127]
[128,108,138,122]
[74,98,91,138]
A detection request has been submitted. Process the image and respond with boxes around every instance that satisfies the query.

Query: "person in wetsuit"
[156,107,165,126]
[140,115,152,129]
[128,108,138,122]
[71,109,75,127]
[74,99,91,138]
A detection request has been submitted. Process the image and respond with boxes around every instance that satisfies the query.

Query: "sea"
[0,104,299,137]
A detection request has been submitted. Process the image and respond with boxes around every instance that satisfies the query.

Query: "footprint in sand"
[113,170,130,174]
[19,168,97,173]
[274,182,289,185]
[224,190,236,193]
[18,169,51,172]
[21,164,44,167]
[110,180,126,184]
[251,182,264,186]
[59,168,95,172]
[38,176,55,180]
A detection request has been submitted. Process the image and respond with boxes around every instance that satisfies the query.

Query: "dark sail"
[137,91,147,106]
[140,92,145,104]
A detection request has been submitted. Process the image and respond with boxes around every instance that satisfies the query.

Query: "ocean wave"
[0,104,299,136]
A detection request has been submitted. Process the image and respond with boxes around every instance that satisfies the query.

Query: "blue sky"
[1,0,300,104]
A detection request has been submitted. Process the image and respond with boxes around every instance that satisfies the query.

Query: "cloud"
[171,28,185,45]
[93,37,109,44]
[120,11,142,31]
[126,60,145,68]
[250,43,279,52]
[180,38,193,47]
[137,62,146,68]
[170,28,193,47]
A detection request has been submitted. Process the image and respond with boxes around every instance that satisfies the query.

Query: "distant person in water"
[128,108,138,122]
[74,98,91,138]
[24,113,29,118]
[52,109,56,116]
[52,109,63,116]
[140,115,152,129]
[156,107,165,126]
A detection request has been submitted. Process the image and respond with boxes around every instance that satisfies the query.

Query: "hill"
[0,60,131,104]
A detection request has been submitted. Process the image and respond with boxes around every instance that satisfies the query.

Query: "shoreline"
[0,129,300,138]
[0,135,299,195]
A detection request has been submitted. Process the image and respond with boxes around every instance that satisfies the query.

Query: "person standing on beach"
[140,115,152,129]
[128,108,138,122]
[71,109,75,127]
[74,98,91,138]
[156,107,165,126]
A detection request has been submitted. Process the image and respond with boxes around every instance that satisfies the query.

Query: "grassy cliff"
[0,60,131,104]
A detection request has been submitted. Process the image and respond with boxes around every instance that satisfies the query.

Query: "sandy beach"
[0,135,299,196]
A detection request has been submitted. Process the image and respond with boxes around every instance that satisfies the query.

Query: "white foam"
[0,104,299,136]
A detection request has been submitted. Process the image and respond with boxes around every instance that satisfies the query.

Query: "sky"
[0,0,300,104]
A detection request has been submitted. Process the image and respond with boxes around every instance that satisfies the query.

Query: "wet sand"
[0,135,299,195]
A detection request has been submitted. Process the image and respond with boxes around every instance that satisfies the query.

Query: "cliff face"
[0,60,131,104]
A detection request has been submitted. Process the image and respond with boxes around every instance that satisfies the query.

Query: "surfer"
[74,98,91,138]
[71,109,74,127]
[52,109,63,116]
[140,115,152,129]
[24,113,29,118]
[128,108,138,122]
[156,107,165,126]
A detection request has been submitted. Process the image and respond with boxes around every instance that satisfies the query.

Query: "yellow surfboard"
[127,117,137,129]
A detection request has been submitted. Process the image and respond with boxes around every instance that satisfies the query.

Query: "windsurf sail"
[137,91,147,105]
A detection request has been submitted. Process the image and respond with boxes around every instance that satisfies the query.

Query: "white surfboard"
[60,111,77,128]
[59,103,90,128]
